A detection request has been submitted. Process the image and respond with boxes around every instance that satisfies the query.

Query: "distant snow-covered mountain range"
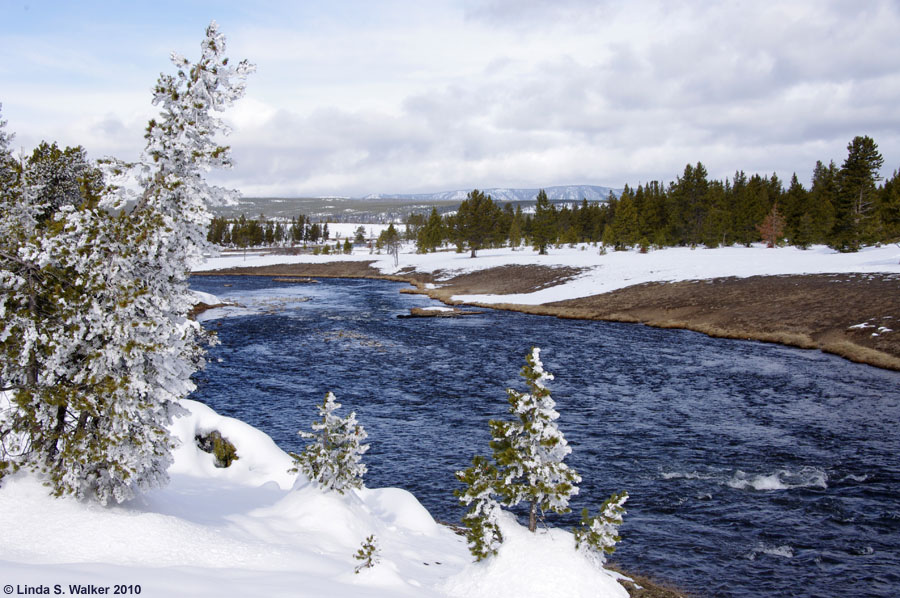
[362,185,620,202]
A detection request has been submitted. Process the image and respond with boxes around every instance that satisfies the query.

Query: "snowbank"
[197,241,900,306]
[442,512,628,598]
[0,399,468,597]
[168,398,296,488]
[0,399,629,597]
[190,290,221,306]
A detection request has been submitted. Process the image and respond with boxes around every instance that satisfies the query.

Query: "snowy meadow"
[200,240,900,305]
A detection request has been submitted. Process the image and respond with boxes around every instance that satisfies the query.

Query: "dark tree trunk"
[46,404,67,464]
[529,501,537,532]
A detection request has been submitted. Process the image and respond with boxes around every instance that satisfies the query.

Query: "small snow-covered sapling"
[354,534,380,573]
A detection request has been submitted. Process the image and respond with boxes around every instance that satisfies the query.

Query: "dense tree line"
[415,136,900,255]
[205,136,898,257]
[207,213,337,247]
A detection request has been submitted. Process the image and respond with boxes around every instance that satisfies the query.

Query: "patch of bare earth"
[416,268,900,370]
[414,268,900,371]
[607,565,694,598]
[426,264,585,298]
[537,273,900,371]
[194,260,385,279]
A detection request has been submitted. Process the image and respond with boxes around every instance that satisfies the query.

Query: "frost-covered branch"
[574,491,628,566]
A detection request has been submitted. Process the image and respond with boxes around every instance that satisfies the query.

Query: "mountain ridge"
[362,184,620,202]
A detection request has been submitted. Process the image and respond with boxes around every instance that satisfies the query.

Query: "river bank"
[194,259,900,372]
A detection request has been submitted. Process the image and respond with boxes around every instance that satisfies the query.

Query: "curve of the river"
[189,275,900,598]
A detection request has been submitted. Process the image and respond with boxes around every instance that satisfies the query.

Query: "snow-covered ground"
[322,222,395,240]
[0,399,628,598]
[199,236,900,305]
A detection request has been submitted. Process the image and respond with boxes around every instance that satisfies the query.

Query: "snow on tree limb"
[574,491,628,566]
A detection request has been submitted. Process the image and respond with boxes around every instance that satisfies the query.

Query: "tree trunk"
[470,247,476,258]
[46,404,67,464]
[529,501,537,532]
[26,274,39,388]
[75,411,89,435]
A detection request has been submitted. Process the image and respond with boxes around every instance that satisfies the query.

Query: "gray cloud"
[463,0,619,28]
[8,0,900,197]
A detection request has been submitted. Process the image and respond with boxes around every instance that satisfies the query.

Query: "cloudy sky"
[2,0,899,197]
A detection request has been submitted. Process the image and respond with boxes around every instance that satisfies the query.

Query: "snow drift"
[0,398,628,597]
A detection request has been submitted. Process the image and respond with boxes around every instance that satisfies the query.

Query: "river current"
[189,275,900,598]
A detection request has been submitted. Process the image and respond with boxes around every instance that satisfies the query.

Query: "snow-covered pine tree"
[353,534,381,573]
[455,455,504,560]
[126,19,255,270]
[3,202,189,502]
[0,138,174,502]
[70,20,254,502]
[0,108,13,480]
[574,491,628,566]
[489,347,581,532]
[0,24,253,503]
[290,392,369,494]
[99,20,255,414]
[0,104,25,264]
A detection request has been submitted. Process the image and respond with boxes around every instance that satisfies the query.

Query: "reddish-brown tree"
[758,203,785,247]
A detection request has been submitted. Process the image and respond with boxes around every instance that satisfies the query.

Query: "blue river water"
[189,275,900,598]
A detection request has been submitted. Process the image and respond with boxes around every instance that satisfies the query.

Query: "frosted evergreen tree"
[0,106,20,236]
[574,491,628,566]
[97,19,254,440]
[2,201,189,502]
[455,347,625,563]
[0,23,253,503]
[0,106,24,259]
[78,20,253,501]
[455,455,504,560]
[290,392,369,494]
[489,347,581,531]
[0,111,37,258]
[0,140,175,502]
